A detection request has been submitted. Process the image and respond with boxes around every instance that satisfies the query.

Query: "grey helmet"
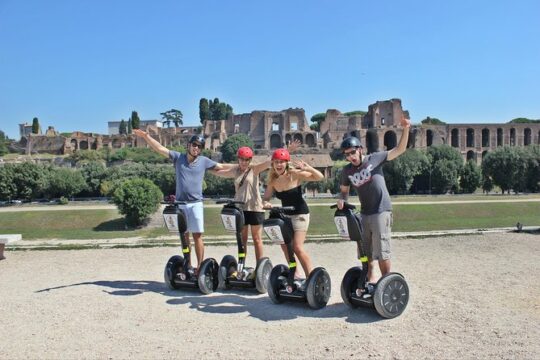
[340,136,362,150]
[189,135,205,146]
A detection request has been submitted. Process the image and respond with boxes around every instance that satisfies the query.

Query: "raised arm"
[387,114,411,161]
[133,129,170,157]
[211,165,238,178]
[292,160,324,182]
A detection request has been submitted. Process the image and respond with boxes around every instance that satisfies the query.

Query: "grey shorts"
[178,201,204,233]
[285,213,310,232]
[361,211,392,260]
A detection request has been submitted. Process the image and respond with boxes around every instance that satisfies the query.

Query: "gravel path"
[1,232,539,359]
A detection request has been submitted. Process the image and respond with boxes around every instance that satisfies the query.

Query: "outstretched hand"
[133,129,147,138]
[292,159,309,170]
[400,114,411,128]
[287,139,302,153]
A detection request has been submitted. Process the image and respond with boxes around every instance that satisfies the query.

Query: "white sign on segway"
[220,214,237,232]
[163,214,180,233]
[334,216,349,238]
[263,225,285,245]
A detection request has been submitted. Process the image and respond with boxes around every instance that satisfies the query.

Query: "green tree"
[131,111,140,129]
[523,145,540,192]
[460,160,482,194]
[43,168,88,199]
[343,110,367,117]
[225,104,233,119]
[11,162,47,200]
[508,118,540,124]
[127,119,133,134]
[113,178,163,226]
[384,149,430,194]
[220,133,254,162]
[32,117,40,134]
[482,146,522,194]
[432,159,460,194]
[203,173,235,197]
[421,117,446,125]
[0,165,17,200]
[160,109,183,127]
[79,161,108,196]
[211,98,220,120]
[0,130,10,156]
[482,175,494,194]
[119,119,127,135]
[310,113,326,132]
[199,98,210,123]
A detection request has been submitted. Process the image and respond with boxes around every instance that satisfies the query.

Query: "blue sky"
[1,0,539,139]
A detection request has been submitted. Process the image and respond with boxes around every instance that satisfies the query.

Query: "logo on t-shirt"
[348,164,373,187]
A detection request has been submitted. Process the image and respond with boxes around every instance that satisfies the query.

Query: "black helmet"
[340,136,362,150]
[189,135,205,146]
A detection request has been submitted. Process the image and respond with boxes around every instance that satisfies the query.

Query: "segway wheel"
[218,255,237,290]
[164,255,185,290]
[198,258,219,295]
[268,264,288,304]
[306,267,331,310]
[255,257,273,294]
[340,267,363,308]
[373,273,409,319]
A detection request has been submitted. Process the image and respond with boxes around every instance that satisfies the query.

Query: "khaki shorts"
[285,213,310,232]
[361,211,392,261]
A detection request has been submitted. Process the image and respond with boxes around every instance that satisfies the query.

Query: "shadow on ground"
[35,279,383,324]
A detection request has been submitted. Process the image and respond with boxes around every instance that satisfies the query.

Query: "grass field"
[1,197,538,240]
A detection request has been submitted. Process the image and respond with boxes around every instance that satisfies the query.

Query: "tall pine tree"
[32,117,40,134]
[199,98,210,123]
[131,111,140,129]
[119,119,127,135]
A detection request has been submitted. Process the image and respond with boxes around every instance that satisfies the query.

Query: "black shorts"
[243,211,265,226]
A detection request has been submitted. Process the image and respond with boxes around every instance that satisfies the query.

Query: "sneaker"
[293,279,306,291]
[230,271,238,279]
[245,268,256,280]
[187,266,198,277]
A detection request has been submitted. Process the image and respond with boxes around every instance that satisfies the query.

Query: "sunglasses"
[190,143,203,149]
[343,149,358,157]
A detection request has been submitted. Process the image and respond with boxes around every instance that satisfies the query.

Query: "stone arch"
[407,128,416,148]
[426,129,433,147]
[285,134,292,145]
[524,128,531,146]
[293,133,303,144]
[466,128,475,147]
[71,139,78,151]
[482,128,490,147]
[497,128,503,146]
[80,140,88,150]
[466,150,475,162]
[451,129,459,147]
[270,134,282,149]
[481,150,488,163]
[383,130,397,150]
[112,139,122,149]
[92,140,98,150]
[305,133,316,147]
[510,128,516,146]
[365,129,379,154]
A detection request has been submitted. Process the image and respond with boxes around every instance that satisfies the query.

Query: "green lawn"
[1,200,538,240]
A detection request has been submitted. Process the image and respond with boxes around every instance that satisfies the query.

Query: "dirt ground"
[1,232,539,359]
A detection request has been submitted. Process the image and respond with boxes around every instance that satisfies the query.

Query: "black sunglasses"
[190,143,203,149]
[343,149,357,157]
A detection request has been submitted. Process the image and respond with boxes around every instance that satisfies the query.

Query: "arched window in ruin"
[112,139,122,149]
[466,128,475,147]
[285,134,292,145]
[293,133,303,144]
[524,128,531,146]
[71,139,78,151]
[270,134,282,149]
[497,128,503,146]
[426,129,433,147]
[234,123,239,133]
[466,150,475,162]
[365,129,379,154]
[482,129,490,147]
[290,122,298,131]
[92,140,98,150]
[383,131,397,150]
[451,129,459,147]
[481,150,488,163]
[79,141,88,150]
[272,122,279,131]
[407,128,416,148]
[305,133,316,147]
[510,128,516,146]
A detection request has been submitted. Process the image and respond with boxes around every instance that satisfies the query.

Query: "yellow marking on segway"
[182,248,190,254]
[360,256,368,262]
[289,262,297,267]
[238,253,246,258]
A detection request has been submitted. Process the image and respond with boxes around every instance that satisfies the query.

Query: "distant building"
[19,123,39,138]
[107,120,163,135]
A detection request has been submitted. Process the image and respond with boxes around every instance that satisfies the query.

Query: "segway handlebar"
[330,202,356,210]
[215,198,245,205]
[161,200,188,205]
[264,206,296,212]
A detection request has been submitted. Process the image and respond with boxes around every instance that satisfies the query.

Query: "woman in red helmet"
[262,148,324,285]
[214,142,300,268]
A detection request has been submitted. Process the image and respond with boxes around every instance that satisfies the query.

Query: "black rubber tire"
[267,264,288,304]
[198,258,219,295]
[164,255,184,290]
[306,267,331,310]
[340,267,363,308]
[255,257,273,294]
[373,273,409,319]
[218,255,237,290]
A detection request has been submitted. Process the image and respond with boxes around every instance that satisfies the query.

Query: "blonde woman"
[262,148,324,286]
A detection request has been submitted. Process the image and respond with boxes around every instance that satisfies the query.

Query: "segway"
[216,199,273,293]
[332,203,409,318]
[263,206,331,309]
[162,201,219,294]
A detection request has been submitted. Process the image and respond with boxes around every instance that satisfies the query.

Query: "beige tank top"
[233,167,264,212]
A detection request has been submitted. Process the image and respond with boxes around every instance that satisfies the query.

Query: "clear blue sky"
[1,0,539,139]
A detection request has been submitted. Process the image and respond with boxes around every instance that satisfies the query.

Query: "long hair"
[267,160,291,184]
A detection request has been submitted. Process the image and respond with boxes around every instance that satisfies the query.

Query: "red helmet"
[272,148,290,161]
[237,146,253,159]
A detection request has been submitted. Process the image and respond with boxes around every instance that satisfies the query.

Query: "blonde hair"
[267,160,291,184]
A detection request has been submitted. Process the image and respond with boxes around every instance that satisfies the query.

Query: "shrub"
[112,178,163,226]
